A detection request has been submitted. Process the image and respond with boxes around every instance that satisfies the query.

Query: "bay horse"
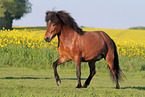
[44,11,122,89]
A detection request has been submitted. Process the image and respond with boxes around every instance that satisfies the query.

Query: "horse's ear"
[46,11,50,15]
[45,11,57,22]
[45,11,51,22]
[46,11,56,16]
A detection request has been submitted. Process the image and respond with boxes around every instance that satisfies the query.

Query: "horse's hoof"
[76,84,82,89]
[56,79,61,86]
[116,85,120,89]
[82,84,88,88]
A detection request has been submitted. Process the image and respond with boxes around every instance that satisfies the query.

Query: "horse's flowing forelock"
[45,11,60,24]
[45,11,84,35]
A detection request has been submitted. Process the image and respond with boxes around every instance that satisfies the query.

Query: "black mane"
[45,11,84,35]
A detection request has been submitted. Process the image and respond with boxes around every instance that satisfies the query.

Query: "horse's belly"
[82,54,103,62]
[82,52,100,61]
[81,43,105,61]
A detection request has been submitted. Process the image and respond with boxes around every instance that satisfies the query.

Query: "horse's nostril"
[44,37,47,40]
[44,37,50,42]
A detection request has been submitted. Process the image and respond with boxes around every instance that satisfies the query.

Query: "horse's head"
[44,10,84,42]
[44,11,62,42]
[44,20,61,42]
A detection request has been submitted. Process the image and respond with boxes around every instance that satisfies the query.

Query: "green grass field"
[0,27,145,96]
[0,66,145,97]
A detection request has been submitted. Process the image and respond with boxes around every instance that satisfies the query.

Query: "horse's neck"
[57,26,76,45]
[59,26,75,41]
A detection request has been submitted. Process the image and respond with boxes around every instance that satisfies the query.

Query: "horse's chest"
[58,45,76,60]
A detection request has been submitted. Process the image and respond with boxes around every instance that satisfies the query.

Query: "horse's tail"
[100,31,126,81]
[110,39,126,81]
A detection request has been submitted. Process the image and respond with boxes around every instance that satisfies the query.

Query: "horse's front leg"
[53,56,68,86]
[75,56,82,89]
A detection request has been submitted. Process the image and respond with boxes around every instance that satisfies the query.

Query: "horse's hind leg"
[53,56,68,86]
[105,53,120,89]
[82,61,96,88]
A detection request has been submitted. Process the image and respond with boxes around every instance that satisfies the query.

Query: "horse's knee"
[76,69,81,77]
[52,61,57,69]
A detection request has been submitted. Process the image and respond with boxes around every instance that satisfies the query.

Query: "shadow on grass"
[0,77,87,80]
[121,86,145,90]
[0,77,51,80]
[61,78,87,80]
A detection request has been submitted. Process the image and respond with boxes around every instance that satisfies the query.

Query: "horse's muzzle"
[44,37,51,42]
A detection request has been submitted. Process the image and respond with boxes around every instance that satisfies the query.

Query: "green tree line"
[0,0,32,30]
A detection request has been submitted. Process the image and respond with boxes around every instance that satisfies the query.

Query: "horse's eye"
[53,24,56,26]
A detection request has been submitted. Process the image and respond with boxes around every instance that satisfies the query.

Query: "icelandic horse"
[44,11,123,89]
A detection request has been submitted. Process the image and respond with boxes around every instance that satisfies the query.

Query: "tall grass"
[0,42,144,72]
[0,45,58,70]
[0,27,145,72]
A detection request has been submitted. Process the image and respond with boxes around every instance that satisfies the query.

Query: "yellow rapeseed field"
[83,28,145,58]
[0,27,145,58]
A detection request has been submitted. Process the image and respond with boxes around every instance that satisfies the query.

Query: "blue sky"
[13,0,145,29]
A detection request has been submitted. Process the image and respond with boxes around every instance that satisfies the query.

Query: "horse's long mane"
[45,11,84,35]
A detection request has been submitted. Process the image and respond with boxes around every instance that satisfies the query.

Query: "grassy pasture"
[0,66,145,97]
[0,27,145,96]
